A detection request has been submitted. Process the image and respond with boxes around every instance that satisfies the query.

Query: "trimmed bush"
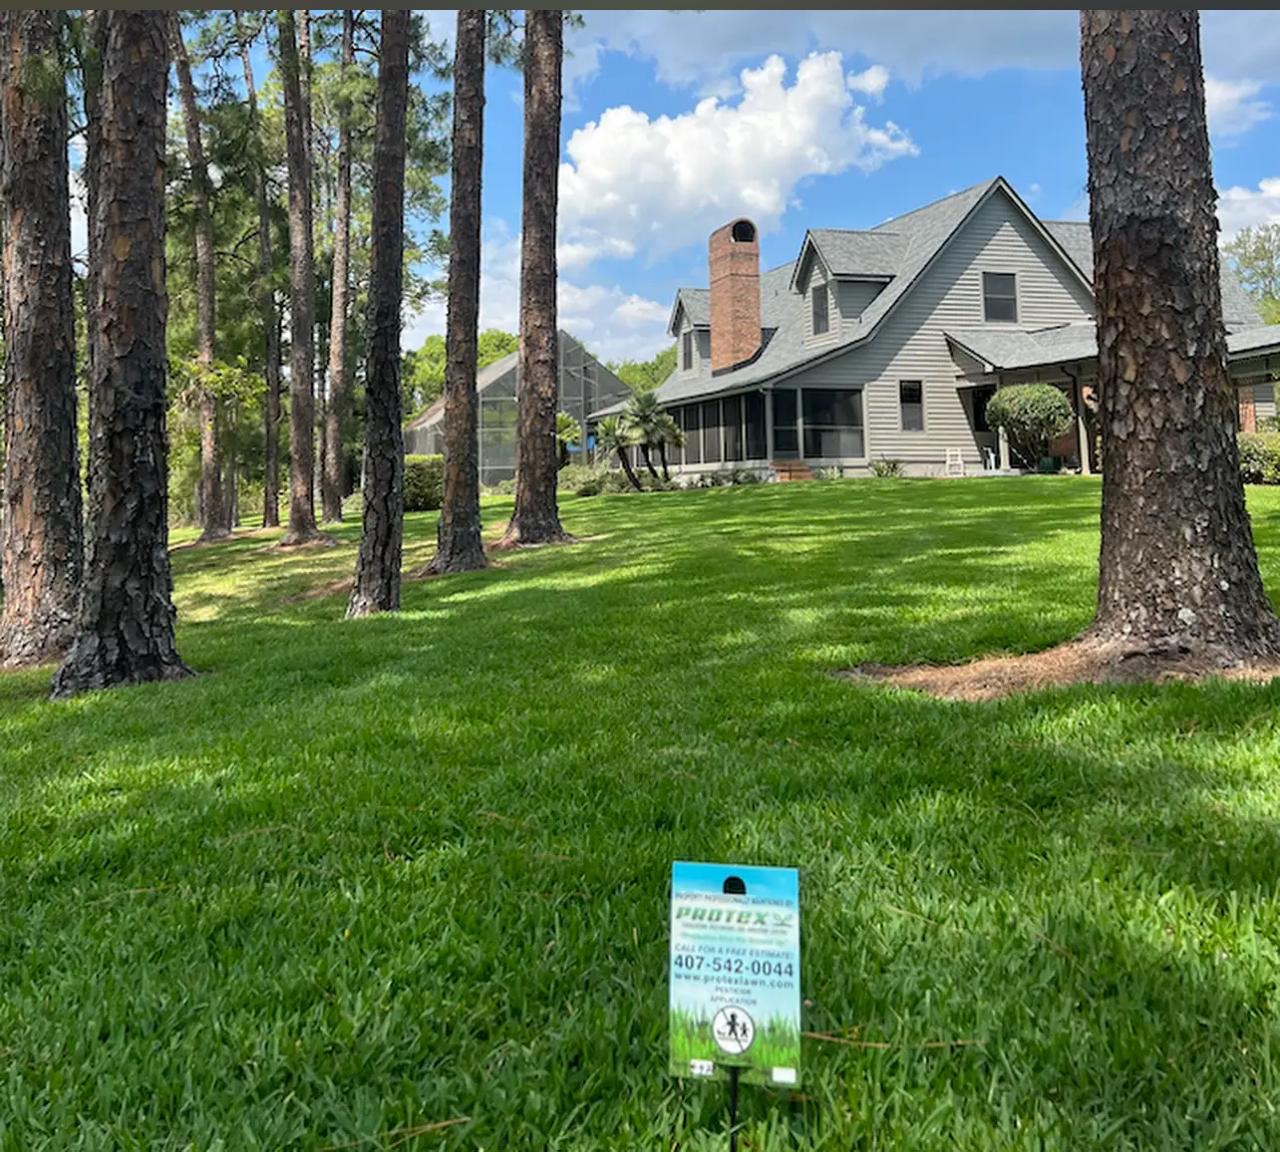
[1239,432,1280,485]
[403,454,444,511]
[871,458,904,478]
[985,384,1074,470]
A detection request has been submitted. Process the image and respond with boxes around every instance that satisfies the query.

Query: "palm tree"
[655,412,685,481]
[556,411,582,469]
[596,417,642,491]
[623,391,663,480]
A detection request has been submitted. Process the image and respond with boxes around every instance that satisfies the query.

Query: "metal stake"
[728,1065,740,1152]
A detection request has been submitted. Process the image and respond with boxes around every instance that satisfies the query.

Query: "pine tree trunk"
[0,11,84,667]
[51,12,190,697]
[427,9,488,575]
[236,12,281,529]
[277,10,325,545]
[1080,10,1280,660]
[322,10,354,524]
[171,17,229,543]
[348,9,409,617]
[500,9,568,548]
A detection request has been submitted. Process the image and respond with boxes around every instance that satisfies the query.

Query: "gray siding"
[783,191,1095,473]
[837,280,884,322]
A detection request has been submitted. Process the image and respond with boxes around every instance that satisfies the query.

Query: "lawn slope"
[4,477,1280,1150]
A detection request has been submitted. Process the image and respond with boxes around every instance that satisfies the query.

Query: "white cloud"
[1205,75,1272,142]
[565,11,1075,94]
[847,64,890,102]
[1218,178,1280,239]
[566,10,1280,96]
[559,52,917,268]
[403,219,670,364]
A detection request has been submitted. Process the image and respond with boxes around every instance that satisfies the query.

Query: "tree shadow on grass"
[8,479,1280,1147]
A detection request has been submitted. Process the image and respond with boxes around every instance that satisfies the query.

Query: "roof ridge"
[871,177,996,231]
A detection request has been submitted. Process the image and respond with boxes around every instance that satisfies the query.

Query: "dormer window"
[682,330,693,370]
[983,272,1017,322]
[812,283,830,336]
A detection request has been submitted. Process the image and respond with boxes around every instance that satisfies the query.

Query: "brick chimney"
[709,218,761,372]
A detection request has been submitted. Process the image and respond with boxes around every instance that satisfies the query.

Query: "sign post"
[669,861,802,1144]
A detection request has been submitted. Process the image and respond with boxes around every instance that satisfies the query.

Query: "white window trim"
[898,380,925,432]
[982,271,1019,324]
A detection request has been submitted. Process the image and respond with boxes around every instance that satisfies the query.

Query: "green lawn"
[6,477,1280,1149]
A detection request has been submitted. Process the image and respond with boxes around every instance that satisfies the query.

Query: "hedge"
[404,454,444,511]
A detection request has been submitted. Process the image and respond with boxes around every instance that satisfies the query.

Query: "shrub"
[984,384,1074,470]
[558,463,609,497]
[1239,432,1280,484]
[871,458,904,478]
[403,454,444,511]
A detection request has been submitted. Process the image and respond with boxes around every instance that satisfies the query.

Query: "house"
[593,177,1279,478]
[404,330,630,486]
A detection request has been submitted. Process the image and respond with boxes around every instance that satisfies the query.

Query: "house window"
[682,330,693,371]
[802,388,864,459]
[744,393,767,460]
[812,283,830,336]
[724,396,743,462]
[983,272,1017,322]
[772,390,799,458]
[683,404,701,465]
[899,381,924,431]
[702,400,722,463]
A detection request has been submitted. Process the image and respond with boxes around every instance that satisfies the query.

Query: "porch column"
[1075,377,1092,475]
[764,389,775,459]
[794,387,805,462]
[998,425,1011,471]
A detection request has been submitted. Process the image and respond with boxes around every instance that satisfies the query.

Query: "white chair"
[945,448,966,477]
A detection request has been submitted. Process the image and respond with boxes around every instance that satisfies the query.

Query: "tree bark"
[51,11,190,697]
[236,12,282,529]
[322,10,354,524]
[427,9,488,575]
[617,448,642,491]
[277,9,325,545]
[348,9,409,617]
[500,9,568,547]
[170,16,229,543]
[0,11,84,667]
[658,442,670,481]
[1080,10,1280,659]
[639,443,659,480]
[299,9,321,515]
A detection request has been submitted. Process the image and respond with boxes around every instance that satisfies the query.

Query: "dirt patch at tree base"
[844,639,1280,701]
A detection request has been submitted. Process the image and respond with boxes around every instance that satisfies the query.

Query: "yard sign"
[669,861,801,1088]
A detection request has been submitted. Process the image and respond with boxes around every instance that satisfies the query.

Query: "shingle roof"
[668,287,710,334]
[632,178,1004,410]
[800,228,906,283]
[946,324,1099,372]
[947,320,1280,373]
[1043,219,1261,330]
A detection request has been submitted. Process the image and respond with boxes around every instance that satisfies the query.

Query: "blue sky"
[405,12,1280,363]
[150,11,1280,365]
